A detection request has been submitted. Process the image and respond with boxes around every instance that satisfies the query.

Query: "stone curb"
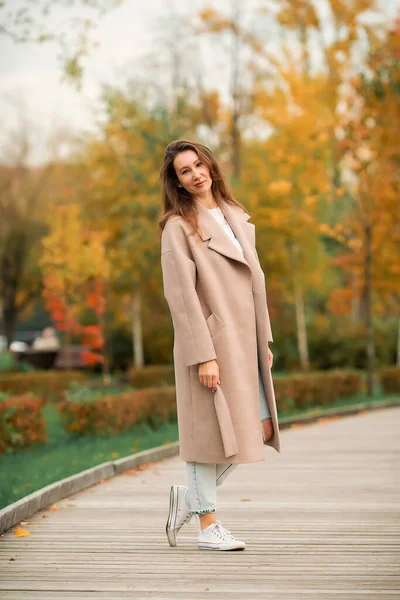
[0,441,179,536]
[1,399,399,536]
[278,398,400,429]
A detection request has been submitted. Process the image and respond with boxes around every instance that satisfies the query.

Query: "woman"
[159,139,281,551]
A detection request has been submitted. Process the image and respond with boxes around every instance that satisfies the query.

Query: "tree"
[40,204,110,378]
[336,17,400,391]
[80,90,197,368]
[0,0,122,85]
[0,158,50,347]
[196,2,266,180]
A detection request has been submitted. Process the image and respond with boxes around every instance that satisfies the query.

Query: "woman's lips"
[194,181,205,187]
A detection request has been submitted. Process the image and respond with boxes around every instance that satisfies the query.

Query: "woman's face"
[173,149,212,198]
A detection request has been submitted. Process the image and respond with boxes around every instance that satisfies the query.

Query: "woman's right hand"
[198,359,220,393]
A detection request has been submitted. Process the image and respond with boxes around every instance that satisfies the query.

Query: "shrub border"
[1,397,399,536]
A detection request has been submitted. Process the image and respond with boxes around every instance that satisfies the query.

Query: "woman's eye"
[197,162,203,166]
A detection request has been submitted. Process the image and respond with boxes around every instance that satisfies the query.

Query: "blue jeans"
[186,365,271,514]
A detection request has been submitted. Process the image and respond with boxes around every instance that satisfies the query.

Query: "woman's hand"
[198,359,220,393]
[268,347,273,369]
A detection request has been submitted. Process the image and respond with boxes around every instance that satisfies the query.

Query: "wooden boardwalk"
[1,407,399,599]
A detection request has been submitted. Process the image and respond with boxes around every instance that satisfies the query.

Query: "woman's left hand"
[268,347,273,369]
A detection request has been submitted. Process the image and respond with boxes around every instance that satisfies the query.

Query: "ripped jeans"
[186,365,271,514]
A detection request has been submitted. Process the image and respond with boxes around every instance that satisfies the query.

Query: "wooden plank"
[0,407,399,599]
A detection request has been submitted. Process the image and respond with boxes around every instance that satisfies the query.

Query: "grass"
[1,389,399,510]
[0,404,179,509]
[280,390,400,419]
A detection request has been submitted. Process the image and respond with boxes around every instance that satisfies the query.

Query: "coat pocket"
[205,311,225,339]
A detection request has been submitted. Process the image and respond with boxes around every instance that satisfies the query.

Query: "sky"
[1,0,399,164]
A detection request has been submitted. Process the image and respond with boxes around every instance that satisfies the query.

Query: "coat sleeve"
[161,220,217,367]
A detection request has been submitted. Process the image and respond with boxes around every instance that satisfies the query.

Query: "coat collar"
[194,199,253,268]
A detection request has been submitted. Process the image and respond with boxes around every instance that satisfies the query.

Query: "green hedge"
[127,364,175,388]
[0,371,87,402]
[59,385,177,436]
[380,367,400,394]
[274,369,363,414]
[0,368,369,449]
[0,393,47,454]
[60,368,364,437]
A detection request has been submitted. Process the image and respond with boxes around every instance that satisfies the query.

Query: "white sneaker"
[198,519,246,551]
[166,485,194,547]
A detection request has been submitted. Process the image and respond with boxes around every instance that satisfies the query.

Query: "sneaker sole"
[198,543,246,551]
[166,486,178,547]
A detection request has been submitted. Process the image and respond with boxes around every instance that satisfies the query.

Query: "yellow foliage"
[268,180,293,194]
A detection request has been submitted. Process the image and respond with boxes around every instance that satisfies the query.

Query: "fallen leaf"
[14,527,30,537]
[9,557,16,561]
[122,469,139,476]
[42,515,49,518]
[20,521,32,525]
[49,504,58,511]
[240,498,252,502]
[123,462,155,476]
[67,503,76,507]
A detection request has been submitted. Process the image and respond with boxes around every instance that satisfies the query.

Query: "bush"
[0,371,87,402]
[0,351,35,374]
[274,369,364,414]
[0,393,47,454]
[127,364,175,389]
[380,367,400,394]
[59,368,364,437]
[59,385,177,436]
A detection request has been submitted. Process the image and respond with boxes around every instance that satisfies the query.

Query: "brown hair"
[158,139,246,240]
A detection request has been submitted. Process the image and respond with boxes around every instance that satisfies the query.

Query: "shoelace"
[212,521,237,541]
[176,509,194,531]
[215,520,232,535]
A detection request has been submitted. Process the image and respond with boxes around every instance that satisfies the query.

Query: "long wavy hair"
[158,139,246,241]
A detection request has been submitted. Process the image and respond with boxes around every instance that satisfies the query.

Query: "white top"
[208,206,245,257]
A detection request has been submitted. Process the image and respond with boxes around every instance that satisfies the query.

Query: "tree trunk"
[364,221,375,396]
[98,285,110,386]
[294,279,309,371]
[351,272,361,325]
[396,317,400,367]
[289,243,309,370]
[132,290,144,368]
[3,305,17,349]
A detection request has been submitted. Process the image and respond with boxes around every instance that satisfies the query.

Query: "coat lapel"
[195,199,255,269]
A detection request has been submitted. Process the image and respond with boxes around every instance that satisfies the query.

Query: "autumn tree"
[40,203,110,377]
[334,17,400,391]
[79,90,200,368]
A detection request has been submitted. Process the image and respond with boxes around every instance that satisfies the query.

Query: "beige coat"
[161,198,281,464]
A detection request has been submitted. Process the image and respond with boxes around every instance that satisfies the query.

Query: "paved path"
[1,407,399,599]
